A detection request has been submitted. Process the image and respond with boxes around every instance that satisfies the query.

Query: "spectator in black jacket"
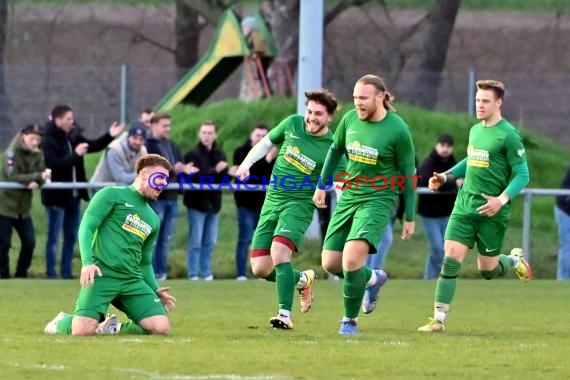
[184,121,228,280]
[42,105,123,279]
[228,124,276,280]
[417,134,459,279]
[145,114,185,281]
[555,168,570,280]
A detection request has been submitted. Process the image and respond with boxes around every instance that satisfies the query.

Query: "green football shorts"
[74,275,166,323]
[444,212,509,256]
[323,198,393,254]
[251,199,315,252]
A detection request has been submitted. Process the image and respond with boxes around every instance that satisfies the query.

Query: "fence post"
[522,191,532,260]
[468,69,475,118]
[120,64,129,125]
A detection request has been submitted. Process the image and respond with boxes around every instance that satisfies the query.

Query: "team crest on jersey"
[122,213,152,240]
[467,145,489,168]
[284,146,316,174]
[346,141,378,165]
[517,148,525,157]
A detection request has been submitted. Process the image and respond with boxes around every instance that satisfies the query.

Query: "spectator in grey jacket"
[91,123,148,184]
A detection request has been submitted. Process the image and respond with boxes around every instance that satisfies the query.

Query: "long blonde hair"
[356,74,395,111]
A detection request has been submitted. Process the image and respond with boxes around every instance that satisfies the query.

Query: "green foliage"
[2,279,570,378]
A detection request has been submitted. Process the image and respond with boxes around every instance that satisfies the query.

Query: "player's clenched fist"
[428,172,447,191]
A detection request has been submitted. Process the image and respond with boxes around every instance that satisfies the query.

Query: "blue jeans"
[0,215,36,278]
[235,207,260,277]
[45,198,81,279]
[366,222,394,270]
[422,216,449,279]
[555,206,570,280]
[151,199,179,278]
[187,207,219,278]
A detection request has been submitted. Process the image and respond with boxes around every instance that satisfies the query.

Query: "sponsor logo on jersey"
[283,146,316,174]
[122,213,152,240]
[517,148,525,157]
[346,140,378,165]
[466,145,489,168]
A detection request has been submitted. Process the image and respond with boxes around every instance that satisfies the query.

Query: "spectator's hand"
[173,162,186,174]
[156,287,176,312]
[428,172,446,191]
[215,161,228,173]
[27,181,38,189]
[80,264,102,287]
[235,165,250,182]
[41,168,52,182]
[265,147,278,163]
[184,162,199,175]
[313,189,327,209]
[108,122,125,138]
[477,193,507,217]
[228,165,238,177]
[75,142,89,156]
[401,221,415,240]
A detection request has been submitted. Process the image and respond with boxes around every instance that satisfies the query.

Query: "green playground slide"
[155,10,276,112]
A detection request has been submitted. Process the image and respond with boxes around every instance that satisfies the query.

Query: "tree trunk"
[175,0,202,73]
[261,0,300,78]
[0,0,11,133]
[410,0,461,109]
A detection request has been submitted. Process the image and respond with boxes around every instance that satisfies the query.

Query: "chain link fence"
[0,65,568,148]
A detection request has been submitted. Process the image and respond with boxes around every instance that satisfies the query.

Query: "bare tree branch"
[108,25,176,54]
[324,0,371,27]
[179,0,227,25]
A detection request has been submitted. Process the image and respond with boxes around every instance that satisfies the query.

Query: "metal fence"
[1,180,568,262]
[0,65,569,147]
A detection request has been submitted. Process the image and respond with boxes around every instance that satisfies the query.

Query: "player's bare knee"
[150,324,170,336]
[322,250,342,274]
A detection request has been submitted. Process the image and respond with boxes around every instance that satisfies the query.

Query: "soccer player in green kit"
[313,75,417,335]
[44,154,177,336]
[418,80,532,333]
[235,90,340,330]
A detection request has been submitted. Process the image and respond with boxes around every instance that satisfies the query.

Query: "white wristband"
[498,194,509,206]
[441,173,448,184]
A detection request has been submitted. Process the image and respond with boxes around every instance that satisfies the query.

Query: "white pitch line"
[116,367,289,379]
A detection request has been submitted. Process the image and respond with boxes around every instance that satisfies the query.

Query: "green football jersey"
[461,119,527,198]
[331,109,416,218]
[266,114,334,202]
[78,185,160,280]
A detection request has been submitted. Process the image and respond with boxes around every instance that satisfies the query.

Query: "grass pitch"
[1,279,569,379]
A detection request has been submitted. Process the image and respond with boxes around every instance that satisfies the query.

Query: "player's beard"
[306,119,327,135]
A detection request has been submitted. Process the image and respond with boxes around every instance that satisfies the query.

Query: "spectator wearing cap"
[91,123,148,184]
[0,124,51,278]
[417,134,460,279]
[42,105,124,279]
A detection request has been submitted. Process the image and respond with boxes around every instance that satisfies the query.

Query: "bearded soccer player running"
[235,90,341,330]
[44,154,177,336]
[418,80,532,333]
[314,75,417,335]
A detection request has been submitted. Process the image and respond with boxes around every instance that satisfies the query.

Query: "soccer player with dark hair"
[314,74,417,335]
[44,153,177,336]
[235,89,341,330]
[418,79,532,333]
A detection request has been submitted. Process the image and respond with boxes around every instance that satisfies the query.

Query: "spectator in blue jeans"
[183,122,228,280]
[42,105,123,279]
[145,114,185,281]
[555,168,570,280]
[417,134,459,279]
[229,124,276,280]
[0,124,51,278]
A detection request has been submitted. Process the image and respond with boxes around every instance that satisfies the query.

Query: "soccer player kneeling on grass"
[417,80,532,333]
[44,154,177,336]
[234,90,341,330]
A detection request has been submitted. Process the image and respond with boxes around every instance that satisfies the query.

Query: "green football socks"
[275,262,295,312]
[343,267,367,318]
